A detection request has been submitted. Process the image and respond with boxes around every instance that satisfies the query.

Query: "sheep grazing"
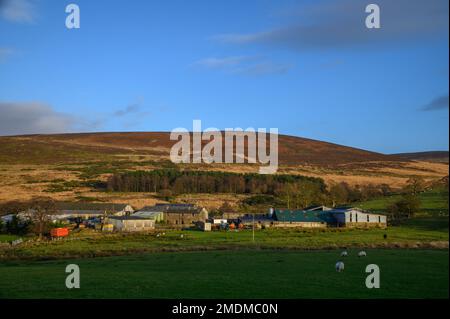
[341,251,348,257]
[335,261,345,272]
[358,251,367,257]
[180,234,184,239]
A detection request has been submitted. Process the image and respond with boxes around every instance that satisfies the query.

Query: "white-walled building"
[330,208,387,227]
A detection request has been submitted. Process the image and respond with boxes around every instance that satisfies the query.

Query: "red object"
[51,227,69,237]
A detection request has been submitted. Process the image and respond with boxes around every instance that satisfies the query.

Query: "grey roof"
[138,203,202,214]
[132,211,163,217]
[55,202,131,212]
[108,216,150,221]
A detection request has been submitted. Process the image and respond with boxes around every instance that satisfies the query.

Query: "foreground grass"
[0,249,447,299]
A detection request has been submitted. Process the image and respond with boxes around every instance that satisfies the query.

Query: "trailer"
[50,227,69,237]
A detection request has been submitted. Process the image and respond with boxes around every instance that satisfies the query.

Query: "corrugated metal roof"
[273,209,336,223]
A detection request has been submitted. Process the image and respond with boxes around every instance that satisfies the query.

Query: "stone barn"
[133,203,208,228]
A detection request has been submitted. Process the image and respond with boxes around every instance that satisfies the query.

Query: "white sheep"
[180,234,184,239]
[358,251,367,257]
[341,250,348,257]
[335,261,345,272]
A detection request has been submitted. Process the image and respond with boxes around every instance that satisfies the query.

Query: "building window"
[350,213,352,222]
[367,215,370,222]
[378,216,381,223]
[355,214,358,222]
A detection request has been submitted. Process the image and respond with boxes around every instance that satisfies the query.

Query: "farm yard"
[0,249,447,299]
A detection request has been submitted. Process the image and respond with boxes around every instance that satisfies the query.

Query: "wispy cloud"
[232,61,292,76]
[213,0,448,51]
[421,95,449,111]
[191,55,292,76]
[112,99,152,129]
[191,56,251,69]
[114,103,141,117]
[0,0,36,23]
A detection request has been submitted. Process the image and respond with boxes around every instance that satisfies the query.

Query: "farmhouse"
[105,216,155,232]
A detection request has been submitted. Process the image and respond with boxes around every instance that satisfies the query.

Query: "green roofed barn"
[271,209,330,228]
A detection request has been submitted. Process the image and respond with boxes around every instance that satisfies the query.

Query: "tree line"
[106,169,327,196]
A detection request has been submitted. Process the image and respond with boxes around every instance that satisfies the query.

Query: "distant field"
[0,249,447,298]
[357,189,449,232]
[357,189,448,215]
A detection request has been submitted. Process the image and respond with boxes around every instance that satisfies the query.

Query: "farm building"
[329,208,387,228]
[271,209,328,228]
[212,218,228,225]
[132,203,208,227]
[239,214,274,228]
[0,214,15,223]
[105,216,155,232]
[131,208,164,222]
[304,205,332,212]
[51,202,134,221]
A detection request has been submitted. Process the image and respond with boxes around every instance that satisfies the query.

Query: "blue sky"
[0,0,448,153]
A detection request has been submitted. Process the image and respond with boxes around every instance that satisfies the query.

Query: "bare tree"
[405,177,425,196]
[29,197,57,239]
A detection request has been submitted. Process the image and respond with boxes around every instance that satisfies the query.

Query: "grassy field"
[0,234,20,243]
[357,189,448,215]
[357,189,449,231]
[0,249,447,299]
[0,225,448,261]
